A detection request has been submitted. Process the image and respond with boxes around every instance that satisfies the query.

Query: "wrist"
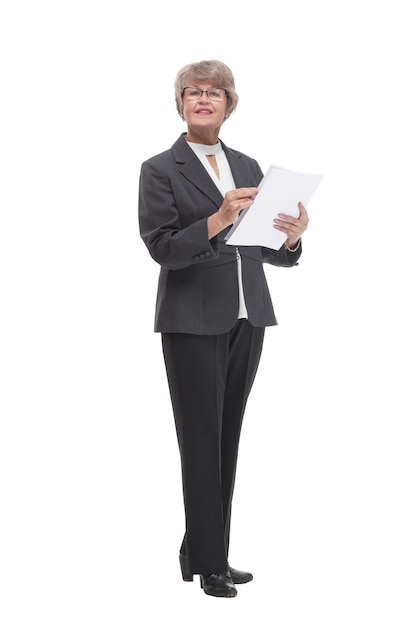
[285,238,301,252]
[207,212,227,239]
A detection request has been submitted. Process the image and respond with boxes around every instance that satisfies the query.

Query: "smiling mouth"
[196,109,212,115]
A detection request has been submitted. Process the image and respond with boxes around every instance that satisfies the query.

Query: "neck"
[185,129,219,146]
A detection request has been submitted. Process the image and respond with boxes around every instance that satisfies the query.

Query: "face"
[182,81,228,140]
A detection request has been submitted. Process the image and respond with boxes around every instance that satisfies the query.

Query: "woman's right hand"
[208,187,259,239]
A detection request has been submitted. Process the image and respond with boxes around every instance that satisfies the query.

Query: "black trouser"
[161,320,265,575]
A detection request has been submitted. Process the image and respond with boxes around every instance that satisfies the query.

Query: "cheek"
[182,103,192,119]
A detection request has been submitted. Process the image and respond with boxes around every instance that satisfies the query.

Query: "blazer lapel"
[221,141,262,188]
[171,134,224,207]
[222,145,245,188]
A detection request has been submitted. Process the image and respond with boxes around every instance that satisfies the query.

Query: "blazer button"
[204,251,211,258]
[193,255,199,261]
[199,253,205,259]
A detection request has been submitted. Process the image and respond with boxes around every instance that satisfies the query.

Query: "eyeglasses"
[182,87,228,101]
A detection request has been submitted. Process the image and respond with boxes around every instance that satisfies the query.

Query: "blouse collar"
[186,140,222,156]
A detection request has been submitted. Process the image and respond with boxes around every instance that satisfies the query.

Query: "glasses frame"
[182,87,228,101]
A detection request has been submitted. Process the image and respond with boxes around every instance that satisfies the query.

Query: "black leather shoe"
[200,572,237,597]
[180,553,253,585]
[229,566,253,584]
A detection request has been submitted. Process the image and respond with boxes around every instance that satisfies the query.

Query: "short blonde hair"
[174,59,239,121]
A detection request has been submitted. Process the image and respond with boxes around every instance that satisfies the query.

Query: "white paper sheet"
[225,165,323,250]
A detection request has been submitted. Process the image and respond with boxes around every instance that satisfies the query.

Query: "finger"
[298,202,309,221]
[229,187,259,198]
[272,219,293,231]
[278,204,308,224]
[276,214,297,225]
[241,187,259,195]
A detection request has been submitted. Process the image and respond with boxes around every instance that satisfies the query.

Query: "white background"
[1,1,416,624]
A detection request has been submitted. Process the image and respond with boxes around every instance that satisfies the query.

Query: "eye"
[189,89,201,97]
[208,89,221,98]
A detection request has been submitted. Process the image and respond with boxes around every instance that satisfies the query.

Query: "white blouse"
[187,140,248,320]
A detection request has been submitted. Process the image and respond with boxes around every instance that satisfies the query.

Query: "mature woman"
[138,60,308,598]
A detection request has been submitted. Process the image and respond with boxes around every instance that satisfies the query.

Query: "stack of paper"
[225,165,323,250]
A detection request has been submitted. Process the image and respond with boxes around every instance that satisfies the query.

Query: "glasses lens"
[207,89,225,101]
[184,88,202,100]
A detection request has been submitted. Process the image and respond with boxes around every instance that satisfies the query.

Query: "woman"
[138,60,309,598]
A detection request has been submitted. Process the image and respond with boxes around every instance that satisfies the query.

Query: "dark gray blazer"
[139,133,302,334]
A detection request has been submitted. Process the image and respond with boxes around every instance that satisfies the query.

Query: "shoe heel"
[179,554,193,582]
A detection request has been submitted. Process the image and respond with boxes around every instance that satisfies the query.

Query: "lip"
[195,108,212,115]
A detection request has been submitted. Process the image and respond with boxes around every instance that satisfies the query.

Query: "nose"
[198,90,210,102]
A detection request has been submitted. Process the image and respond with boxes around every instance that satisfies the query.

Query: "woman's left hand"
[273,202,309,248]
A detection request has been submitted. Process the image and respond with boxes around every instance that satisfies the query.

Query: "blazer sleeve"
[261,243,302,267]
[138,159,219,271]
